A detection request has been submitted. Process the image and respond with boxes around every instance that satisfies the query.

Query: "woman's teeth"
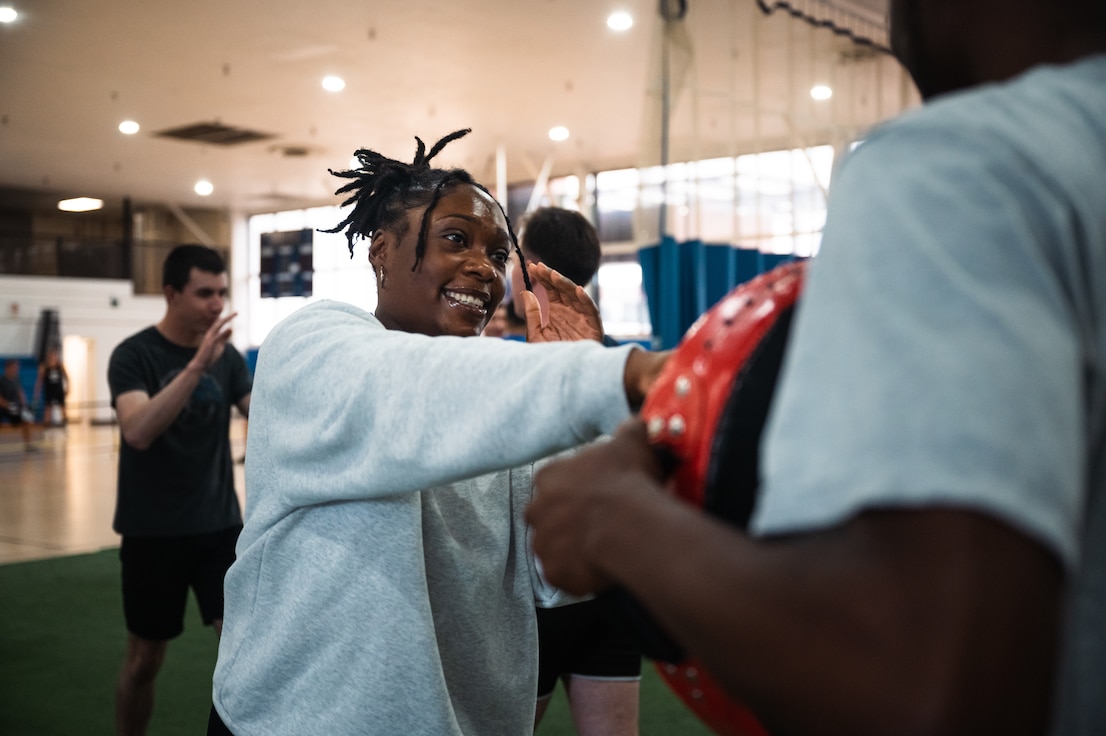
[445,291,485,309]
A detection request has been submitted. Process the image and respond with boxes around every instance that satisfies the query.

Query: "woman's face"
[371,184,510,337]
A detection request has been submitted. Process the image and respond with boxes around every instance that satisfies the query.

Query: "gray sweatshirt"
[212,300,635,735]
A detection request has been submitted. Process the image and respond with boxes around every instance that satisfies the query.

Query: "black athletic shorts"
[207,704,234,735]
[1,406,25,425]
[119,525,242,641]
[44,384,65,404]
[536,598,643,698]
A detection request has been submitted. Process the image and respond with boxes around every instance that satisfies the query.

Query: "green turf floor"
[0,549,713,735]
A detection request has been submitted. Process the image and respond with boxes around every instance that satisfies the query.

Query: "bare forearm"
[590,497,911,732]
[530,422,1062,734]
[586,498,1061,736]
[622,349,669,410]
[119,363,204,449]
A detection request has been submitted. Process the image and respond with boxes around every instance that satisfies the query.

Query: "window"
[597,257,652,340]
[594,145,835,256]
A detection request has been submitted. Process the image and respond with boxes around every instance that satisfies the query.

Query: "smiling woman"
[370,185,511,337]
[323,128,530,337]
[207,130,669,736]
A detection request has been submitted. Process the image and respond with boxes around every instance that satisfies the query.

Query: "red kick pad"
[639,261,806,736]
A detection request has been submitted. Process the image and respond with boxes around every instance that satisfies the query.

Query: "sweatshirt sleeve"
[245,300,635,512]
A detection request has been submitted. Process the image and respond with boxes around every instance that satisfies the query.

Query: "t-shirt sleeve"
[107,338,149,406]
[227,345,252,404]
[751,119,1085,570]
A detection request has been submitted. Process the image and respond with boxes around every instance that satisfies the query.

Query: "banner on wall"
[260,229,314,298]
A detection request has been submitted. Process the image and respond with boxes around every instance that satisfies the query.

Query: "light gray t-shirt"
[753,56,1106,734]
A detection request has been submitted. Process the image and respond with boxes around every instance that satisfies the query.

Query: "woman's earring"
[379,269,387,290]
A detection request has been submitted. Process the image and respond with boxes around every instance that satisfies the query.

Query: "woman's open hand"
[520,261,603,343]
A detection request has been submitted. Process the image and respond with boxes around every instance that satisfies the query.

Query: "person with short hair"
[515,207,643,736]
[109,243,251,736]
[209,130,667,736]
[526,1,1106,734]
[33,347,69,426]
[0,358,35,451]
[516,207,602,288]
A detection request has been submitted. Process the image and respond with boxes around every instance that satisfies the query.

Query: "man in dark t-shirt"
[108,244,251,735]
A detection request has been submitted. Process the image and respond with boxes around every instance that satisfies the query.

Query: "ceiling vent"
[155,122,275,146]
[268,143,318,158]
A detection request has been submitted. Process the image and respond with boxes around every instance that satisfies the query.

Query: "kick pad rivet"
[668,415,686,436]
[675,375,691,396]
[647,416,666,437]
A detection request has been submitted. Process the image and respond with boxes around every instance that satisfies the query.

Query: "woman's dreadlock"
[321,128,531,290]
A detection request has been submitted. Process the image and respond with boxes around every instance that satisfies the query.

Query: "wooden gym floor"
[0,418,247,565]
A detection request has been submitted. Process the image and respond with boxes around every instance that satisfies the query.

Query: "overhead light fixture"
[119,120,140,135]
[0,7,18,23]
[57,197,104,212]
[322,75,346,92]
[194,180,214,196]
[548,126,570,142]
[607,11,633,31]
[810,84,833,101]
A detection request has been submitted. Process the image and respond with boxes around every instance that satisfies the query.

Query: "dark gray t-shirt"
[108,326,252,536]
[0,375,23,408]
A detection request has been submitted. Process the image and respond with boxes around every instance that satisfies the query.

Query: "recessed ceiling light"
[548,126,570,142]
[119,120,140,135]
[810,84,833,101]
[322,75,346,92]
[0,7,18,23]
[194,180,214,196]
[58,197,103,212]
[607,11,633,31]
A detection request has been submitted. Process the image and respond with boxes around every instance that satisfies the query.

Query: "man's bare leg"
[565,677,640,736]
[115,634,167,736]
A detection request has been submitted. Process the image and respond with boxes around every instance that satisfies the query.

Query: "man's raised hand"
[191,312,237,372]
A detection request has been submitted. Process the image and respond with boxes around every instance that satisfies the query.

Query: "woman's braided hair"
[322,128,530,289]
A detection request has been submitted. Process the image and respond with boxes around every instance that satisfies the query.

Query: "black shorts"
[1,406,25,425]
[119,526,241,641]
[207,704,234,735]
[536,598,643,698]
